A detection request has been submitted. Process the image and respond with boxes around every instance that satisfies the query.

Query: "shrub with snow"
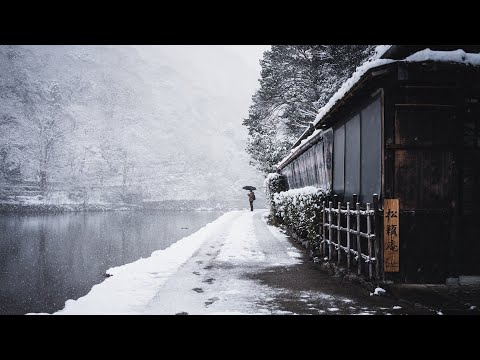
[264,173,289,219]
[265,173,288,198]
[271,186,329,248]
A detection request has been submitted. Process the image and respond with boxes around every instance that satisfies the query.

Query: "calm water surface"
[0,210,223,314]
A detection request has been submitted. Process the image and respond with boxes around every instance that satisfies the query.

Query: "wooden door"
[393,109,457,283]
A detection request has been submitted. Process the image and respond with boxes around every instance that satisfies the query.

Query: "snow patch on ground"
[287,251,302,259]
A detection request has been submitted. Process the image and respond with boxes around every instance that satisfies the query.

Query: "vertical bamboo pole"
[328,201,333,260]
[346,202,351,269]
[367,202,373,279]
[373,194,380,279]
[352,194,358,256]
[322,201,326,257]
[333,194,338,262]
[337,201,341,265]
[356,202,361,275]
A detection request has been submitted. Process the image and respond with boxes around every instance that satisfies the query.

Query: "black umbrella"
[242,186,257,191]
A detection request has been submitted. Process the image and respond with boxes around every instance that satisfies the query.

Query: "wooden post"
[356,202,361,275]
[337,201,341,265]
[367,202,373,279]
[373,194,380,279]
[328,201,333,260]
[322,201,326,257]
[346,202,351,269]
[352,194,358,255]
[333,194,338,262]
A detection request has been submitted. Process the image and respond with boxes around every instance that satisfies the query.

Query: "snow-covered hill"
[0,45,266,208]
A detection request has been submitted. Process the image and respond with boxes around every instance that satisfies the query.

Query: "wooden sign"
[384,199,399,272]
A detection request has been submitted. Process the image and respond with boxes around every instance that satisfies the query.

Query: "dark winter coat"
[248,192,256,202]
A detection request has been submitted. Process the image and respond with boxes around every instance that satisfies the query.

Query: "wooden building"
[277,45,480,284]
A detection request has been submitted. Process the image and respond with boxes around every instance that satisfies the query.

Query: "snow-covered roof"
[404,48,480,65]
[277,47,480,170]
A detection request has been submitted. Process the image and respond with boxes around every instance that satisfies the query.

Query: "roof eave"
[277,63,394,170]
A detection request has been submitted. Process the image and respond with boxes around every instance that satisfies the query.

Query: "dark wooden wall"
[384,62,480,283]
[284,61,480,283]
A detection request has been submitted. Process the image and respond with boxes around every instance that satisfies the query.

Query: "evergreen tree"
[243,45,377,174]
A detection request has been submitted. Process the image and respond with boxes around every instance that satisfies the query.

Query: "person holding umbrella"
[243,186,256,211]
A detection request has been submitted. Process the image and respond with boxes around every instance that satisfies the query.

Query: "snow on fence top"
[277,47,480,169]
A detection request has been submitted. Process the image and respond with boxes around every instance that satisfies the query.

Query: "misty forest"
[0,45,265,210]
[0,45,375,210]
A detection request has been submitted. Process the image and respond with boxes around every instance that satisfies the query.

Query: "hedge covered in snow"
[264,173,289,207]
[271,186,330,246]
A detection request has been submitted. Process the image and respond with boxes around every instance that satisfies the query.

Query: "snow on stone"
[374,287,386,295]
[327,307,339,312]
[372,287,386,296]
[393,306,402,310]
[49,211,240,315]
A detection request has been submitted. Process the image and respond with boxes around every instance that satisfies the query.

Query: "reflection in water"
[0,210,223,315]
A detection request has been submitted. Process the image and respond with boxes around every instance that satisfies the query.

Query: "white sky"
[223,45,271,73]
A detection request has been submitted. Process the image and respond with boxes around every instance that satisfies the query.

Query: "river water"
[0,210,223,315]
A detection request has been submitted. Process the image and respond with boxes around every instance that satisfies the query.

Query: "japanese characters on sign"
[384,199,399,272]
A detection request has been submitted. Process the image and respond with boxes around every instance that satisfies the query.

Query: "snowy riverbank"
[38,209,415,315]
[47,209,304,315]
[50,211,244,314]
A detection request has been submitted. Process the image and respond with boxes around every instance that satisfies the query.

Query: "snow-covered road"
[143,209,303,315]
[51,209,416,315]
